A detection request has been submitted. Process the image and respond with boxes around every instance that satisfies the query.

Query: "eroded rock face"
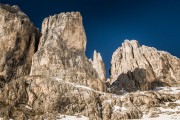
[0,4,179,120]
[1,76,179,120]
[38,12,86,52]
[110,40,180,93]
[0,4,40,87]
[90,50,106,81]
[30,12,106,91]
[0,75,101,120]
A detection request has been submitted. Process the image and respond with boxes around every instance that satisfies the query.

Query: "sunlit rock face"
[30,12,106,91]
[110,39,180,93]
[0,4,40,87]
[1,76,179,120]
[89,50,106,81]
[0,3,179,120]
[38,12,86,52]
[0,75,102,120]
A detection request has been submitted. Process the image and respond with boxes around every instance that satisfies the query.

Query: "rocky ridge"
[110,40,180,94]
[0,4,179,120]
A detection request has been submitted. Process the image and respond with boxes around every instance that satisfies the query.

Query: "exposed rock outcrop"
[30,12,106,91]
[110,40,180,93]
[0,4,179,120]
[0,76,102,120]
[38,12,86,53]
[0,4,40,87]
[90,50,106,81]
[0,76,179,119]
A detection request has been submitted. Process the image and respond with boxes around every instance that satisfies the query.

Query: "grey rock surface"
[30,12,106,91]
[38,12,86,52]
[0,4,40,87]
[90,50,106,81]
[0,76,179,119]
[0,4,179,120]
[110,40,180,93]
[0,75,100,119]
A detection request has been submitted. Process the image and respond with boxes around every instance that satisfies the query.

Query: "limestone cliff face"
[0,4,40,87]
[1,75,180,120]
[110,40,180,93]
[30,12,106,91]
[0,4,180,120]
[38,12,86,52]
[0,76,102,120]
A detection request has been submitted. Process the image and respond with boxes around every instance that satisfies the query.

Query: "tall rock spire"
[38,12,86,53]
[30,12,106,91]
[91,50,106,81]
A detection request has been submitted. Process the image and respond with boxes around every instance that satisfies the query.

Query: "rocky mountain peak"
[30,12,106,91]
[0,3,28,20]
[110,40,180,93]
[91,50,106,81]
[93,50,102,61]
[0,4,180,120]
[122,39,140,50]
[38,12,86,53]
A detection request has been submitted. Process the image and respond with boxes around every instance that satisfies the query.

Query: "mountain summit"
[110,40,180,94]
[0,4,179,120]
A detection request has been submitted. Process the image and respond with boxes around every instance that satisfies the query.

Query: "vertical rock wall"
[30,12,106,91]
[0,4,40,87]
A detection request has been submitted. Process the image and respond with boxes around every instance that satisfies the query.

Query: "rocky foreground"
[0,4,179,120]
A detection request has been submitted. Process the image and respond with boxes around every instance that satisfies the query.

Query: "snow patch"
[54,77,94,91]
[57,115,89,120]
[0,118,13,120]
[25,105,32,110]
[155,87,180,94]
[159,105,180,113]
[175,100,180,104]
[113,106,121,111]
[142,114,180,120]
[113,106,127,112]
[121,106,127,111]
[104,100,112,104]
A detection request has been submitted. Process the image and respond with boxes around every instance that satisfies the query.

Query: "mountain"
[109,40,180,94]
[0,4,40,88]
[0,4,179,120]
[30,11,106,91]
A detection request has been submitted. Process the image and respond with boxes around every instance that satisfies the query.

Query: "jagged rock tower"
[0,3,180,120]
[89,50,106,81]
[0,8,106,119]
[30,12,106,91]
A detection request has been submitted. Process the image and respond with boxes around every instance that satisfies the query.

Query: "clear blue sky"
[1,0,180,76]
